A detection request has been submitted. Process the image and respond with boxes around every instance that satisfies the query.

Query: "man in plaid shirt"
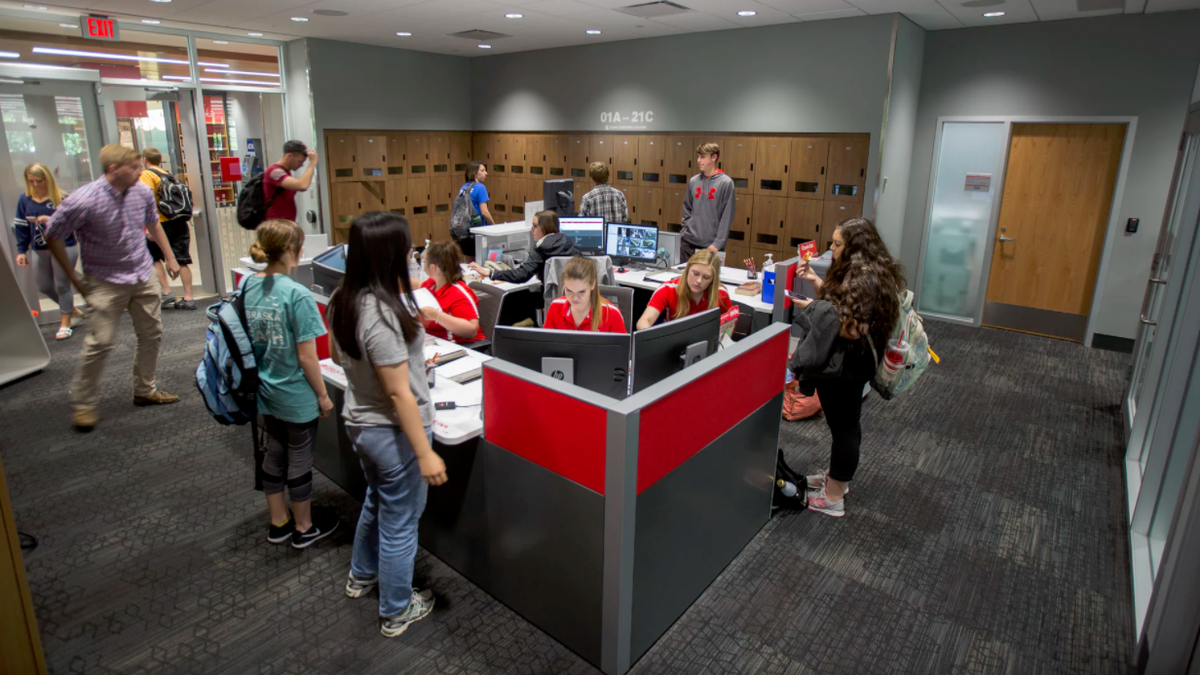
[578,162,629,223]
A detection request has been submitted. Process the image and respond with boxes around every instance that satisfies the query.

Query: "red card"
[798,241,818,262]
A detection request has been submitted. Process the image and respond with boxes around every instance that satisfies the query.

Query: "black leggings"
[815,378,868,483]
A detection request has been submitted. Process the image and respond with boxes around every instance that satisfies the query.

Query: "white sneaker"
[381,590,435,637]
[805,470,848,494]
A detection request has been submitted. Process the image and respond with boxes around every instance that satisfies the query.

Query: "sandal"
[55,326,73,340]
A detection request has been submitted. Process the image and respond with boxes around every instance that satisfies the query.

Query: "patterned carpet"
[0,301,1135,674]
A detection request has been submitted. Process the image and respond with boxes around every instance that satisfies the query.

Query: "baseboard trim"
[1091,333,1135,353]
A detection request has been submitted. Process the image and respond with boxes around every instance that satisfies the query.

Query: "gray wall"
[874,16,925,255]
[284,39,321,233]
[470,15,897,222]
[902,12,1200,340]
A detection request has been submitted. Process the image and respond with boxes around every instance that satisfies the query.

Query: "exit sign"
[81,16,120,41]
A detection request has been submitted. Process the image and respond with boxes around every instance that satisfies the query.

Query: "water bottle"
[776,479,798,497]
[409,250,422,282]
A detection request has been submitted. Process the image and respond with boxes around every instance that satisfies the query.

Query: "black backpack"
[149,168,193,221]
[236,172,281,231]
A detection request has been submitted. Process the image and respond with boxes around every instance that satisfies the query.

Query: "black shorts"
[147,219,192,265]
[453,233,476,258]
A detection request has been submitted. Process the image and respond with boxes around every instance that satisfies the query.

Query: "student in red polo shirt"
[543,256,627,333]
[636,249,732,330]
[418,240,486,344]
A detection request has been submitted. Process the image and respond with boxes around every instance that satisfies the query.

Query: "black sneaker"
[176,299,197,311]
[267,515,294,544]
[292,511,339,549]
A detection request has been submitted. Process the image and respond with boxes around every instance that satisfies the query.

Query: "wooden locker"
[821,200,862,251]
[566,136,589,179]
[751,195,788,252]
[526,178,543,216]
[727,193,754,257]
[638,136,665,187]
[326,131,357,182]
[360,180,385,213]
[785,198,821,253]
[472,133,491,167]
[489,176,509,217]
[509,178,529,221]
[789,137,828,198]
[527,135,546,178]
[719,137,755,195]
[331,182,362,230]
[753,137,789,197]
[589,135,614,177]
[637,187,664,227]
[385,132,407,179]
[450,132,472,174]
[430,176,453,223]
[427,133,451,176]
[506,134,526,176]
[665,136,695,186]
[430,215,451,243]
[826,135,868,202]
[724,241,749,270]
[750,247,782,271]
[573,179,591,215]
[355,134,387,181]
[408,215,433,247]
[489,135,507,176]
[407,176,431,224]
[663,186,688,233]
[384,179,407,217]
[617,185,638,223]
[406,133,429,177]
[612,135,639,186]
[546,135,567,178]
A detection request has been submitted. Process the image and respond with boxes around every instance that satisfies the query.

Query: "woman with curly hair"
[787,218,904,517]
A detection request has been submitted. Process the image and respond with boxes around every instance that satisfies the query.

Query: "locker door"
[789,137,828,198]
[821,200,862,251]
[751,195,787,252]
[473,133,491,167]
[489,176,510,218]
[326,131,357,182]
[719,137,755,195]
[546,135,567,178]
[406,133,429,177]
[753,137,788,197]
[360,180,385,213]
[526,178,542,216]
[489,135,507,176]
[566,136,589,179]
[573,178,591,215]
[527,135,546,179]
[784,198,821,254]
[663,186,688,233]
[408,215,433,247]
[725,241,749,271]
[385,132,407,179]
[385,179,408,217]
[618,185,638,223]
[450,132,472,174]
[430,176,453,222]
[407,176,431,223]
[638,136,665,187]
[509,178,529,221]
[612,135,639,186]
[826,136,868,203]
[727,193,754,256]
[355,134,387,181]
[638,187,664,228]
[665,136,695,186]
[427,132,451,176]
[506,134,526,176]
[589,135,614,178]
[331,182,362,232]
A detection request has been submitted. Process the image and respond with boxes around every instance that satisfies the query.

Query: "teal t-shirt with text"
[243,274,327,424]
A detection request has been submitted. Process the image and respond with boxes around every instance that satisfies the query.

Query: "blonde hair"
[588,161,609,184]
[23,163,65,207]
[563,256,604,332]
[142,147,162,166]
[695,142,720,160]
[99,144,141,174]
[250,219,305,265]
[674,250,722,320]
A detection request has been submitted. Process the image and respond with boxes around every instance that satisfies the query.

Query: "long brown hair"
[562,256,603,332]
[674,249,722,320]
[23,163,65,207]
[423,240,464,285]
[818,218,905,353]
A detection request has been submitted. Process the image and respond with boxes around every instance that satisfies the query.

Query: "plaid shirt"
[578,184,629,223]
[45,176,157,285]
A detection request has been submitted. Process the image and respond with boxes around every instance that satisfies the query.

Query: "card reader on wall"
[1126,218,1139,233]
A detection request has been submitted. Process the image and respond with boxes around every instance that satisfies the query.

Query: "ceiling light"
[141,19,161,24]
[198,77,281,86]
[197,61,230,67]
[396,31,411,36]
[247,32,264,36]
[983,11,1005,16]
[586,29,601,34]
[478,44,492,48]
[290,17,308,22]
[24,5,48,10]
[150,0,172,3]
[163,75,191,81]
[737,10,757,16]
[59,22,77,28]
[505,13,522,18]
[33,46,189,64]
[204,68,280,77]
[213,40,229,44]
[0,51,19,59]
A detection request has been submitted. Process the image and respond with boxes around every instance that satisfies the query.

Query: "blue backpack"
[195,277,259,425]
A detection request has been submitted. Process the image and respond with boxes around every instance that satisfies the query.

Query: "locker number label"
[601,110,654,130]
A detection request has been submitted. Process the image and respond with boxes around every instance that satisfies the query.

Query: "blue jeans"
[347,423,432,618]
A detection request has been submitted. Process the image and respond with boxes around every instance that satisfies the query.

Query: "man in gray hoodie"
[680,141,736,260]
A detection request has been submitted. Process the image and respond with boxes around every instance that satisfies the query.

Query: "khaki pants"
[71,274,163,411]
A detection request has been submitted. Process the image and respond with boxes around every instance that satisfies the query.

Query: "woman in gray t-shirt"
[328,211,447,638]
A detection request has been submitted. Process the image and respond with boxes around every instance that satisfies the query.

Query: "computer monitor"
[605,223,659,264]
[311,243,347,294]
[542,178,575,217]
[493,326,630,399]
[560,217,605,254]
[630,308,721,394]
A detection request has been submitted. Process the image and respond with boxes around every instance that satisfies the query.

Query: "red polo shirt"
[543,297,628,333]
[648,281,733,320]
[420,278,486,343]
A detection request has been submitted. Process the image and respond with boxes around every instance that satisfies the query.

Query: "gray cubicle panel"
[0,249,50,385]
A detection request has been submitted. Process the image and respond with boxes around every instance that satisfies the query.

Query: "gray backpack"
[450,183,481,241]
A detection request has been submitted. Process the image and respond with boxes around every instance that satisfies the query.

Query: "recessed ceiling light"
[59,22,77,28]
[505,13,522,18]
[141,19,161,24]
[586,29,601,35]
[737,10,757,16]
[213,40,229,44]
[290,17,308,22]
[0,51,19,59]
[24,5,48,9]
[983,11,1005,16]
[478,44,492,48]
[247,32,264,36]
[396,31,411,36]
[150,0,172,3]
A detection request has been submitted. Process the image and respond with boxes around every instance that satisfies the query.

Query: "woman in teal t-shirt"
[244,219,338,549]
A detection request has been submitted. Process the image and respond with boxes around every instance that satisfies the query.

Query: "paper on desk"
[436,356,482,383]
[423,343,465,362]
[410,287,440,312]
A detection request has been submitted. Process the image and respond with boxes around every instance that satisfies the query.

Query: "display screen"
[605,223,658,261]
[560,217,605,251]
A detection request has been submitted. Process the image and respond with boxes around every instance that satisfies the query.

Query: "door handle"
[1149,277,1167,285]
[1140,315,1157,326]
[998,235,1014,242]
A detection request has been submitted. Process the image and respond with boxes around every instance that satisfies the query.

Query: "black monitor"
[311,243,347,294]
[493,326,630,399]
[605,222,659,265]
[560,217,605,254]
[631,307,721,394]
[542,178,575,217]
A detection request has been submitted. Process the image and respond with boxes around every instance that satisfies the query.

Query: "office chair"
[598,285,634,330]
[469,281,505,353]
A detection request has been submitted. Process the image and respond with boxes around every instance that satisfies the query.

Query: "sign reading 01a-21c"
[599,111,655,124]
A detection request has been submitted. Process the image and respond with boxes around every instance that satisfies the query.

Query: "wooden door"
[326,131,357,182]
[356,134,387,180]
[789,137,829,198]
[820,200,861,251]
[719,137,755,194]
[612,135,639,186]
[566,136,589,179]
[728,193,754,255]
[663,185,688,233]
[590,135,614,180]
[525,178,542,216]
[331,182,362,243]
[360,180,385,213]
[406,133,430,177]
[638,187,664,227]
[725,241,750,270]
[754,137,789,197]
[527,135,546,179]
[510,178,529,220]
[546,135,567,178]
[984,123,1125,340]
[427,132,451,176]
[751,194,788,252]
[826,135,868,202]
[489,176,510,218]
[473,133,492,167]
[785,198,821,254]
[665,136,694,186]
[450,132,472,174]
[573,178,591,214]
[506,134,526,177]
[617,185,638,222]
[385,179,408,217]
[385,132,407,179]
[638,136,665,187]
[407,176,431,222]
[430,176,453,225]
[408,215,433,247]
[489,135,507,175]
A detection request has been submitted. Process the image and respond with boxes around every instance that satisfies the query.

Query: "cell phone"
[789,292,810,302]
[435,401,456,411]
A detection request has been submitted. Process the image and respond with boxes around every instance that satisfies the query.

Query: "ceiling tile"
[168,0,317,22]
[648,11,739,30]
[757,0,859,13]
[791,7,867,19]
[949,0,1040,26]
[518,0,599,17]
[725,3,804,26]
[844,0,963,28]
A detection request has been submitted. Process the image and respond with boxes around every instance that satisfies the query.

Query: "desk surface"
[614,265,774,314]
[456,264,541,293]
[320,336,490,446]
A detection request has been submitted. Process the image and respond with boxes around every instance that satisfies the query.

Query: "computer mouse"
[617,267,627,273]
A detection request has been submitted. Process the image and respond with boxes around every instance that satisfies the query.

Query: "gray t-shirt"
[338,293,434,428]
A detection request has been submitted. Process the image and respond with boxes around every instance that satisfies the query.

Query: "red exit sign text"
[81,16,120,41]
